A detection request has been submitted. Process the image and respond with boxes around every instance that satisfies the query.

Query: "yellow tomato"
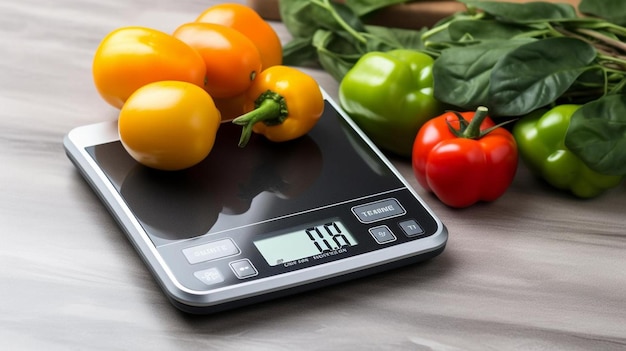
[93,26,206,109]
[118,81,221,171]
[195,3,283,70]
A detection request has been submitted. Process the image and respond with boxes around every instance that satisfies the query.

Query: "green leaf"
[345,0,408,16]
[432,39,534,110]
[489,37,597,116]
[325,0,367,32]
[448,20,530,41]
[460,0,578,23]
[278,0,365,38]
[282,37,320,67]
[565,95,626,176]
[579,0,626,26]
[279,0,322,38]
[364,25,425,50]
[312,29,362,81]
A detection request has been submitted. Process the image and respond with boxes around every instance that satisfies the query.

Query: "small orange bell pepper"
[232,66,324,147]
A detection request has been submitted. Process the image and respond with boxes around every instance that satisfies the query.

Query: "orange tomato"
[92,26,206,109]
[195,3,282,70]
[173,22,262,99]
[118,81,221,171]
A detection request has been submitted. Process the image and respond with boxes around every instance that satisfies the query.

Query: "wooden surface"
[1,0,625,350]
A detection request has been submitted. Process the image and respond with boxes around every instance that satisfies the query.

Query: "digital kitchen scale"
[64,89,448,314]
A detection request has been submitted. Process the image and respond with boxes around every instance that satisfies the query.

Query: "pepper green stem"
[448,106,514,140]
[232,90,288,148]
[462,106,489,139]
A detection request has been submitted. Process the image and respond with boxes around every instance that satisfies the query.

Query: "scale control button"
[352,198,406,224]
[193,267,224,286]
[369,225,396,244]
[399,219,424,237]
[229,259,258,279]
[182,238,240,264]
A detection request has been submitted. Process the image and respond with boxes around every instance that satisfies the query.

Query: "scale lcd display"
[253,219,357,266]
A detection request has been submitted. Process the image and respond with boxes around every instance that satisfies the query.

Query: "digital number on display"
[253,220,358,266]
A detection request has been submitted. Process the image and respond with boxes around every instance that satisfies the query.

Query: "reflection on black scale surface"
[87,101,405,245]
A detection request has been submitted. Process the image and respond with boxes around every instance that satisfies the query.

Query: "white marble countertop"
[1,0,625,350]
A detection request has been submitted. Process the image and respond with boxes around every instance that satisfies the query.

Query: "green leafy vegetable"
[433,39,535,110]
[565,94,626,176]
[279,0,425,81]
[312,29,362,81]
[448,20,528,41]
[579,0,626,26]
[460,0,578,23]
[280,0,364,38]
[425,2,626,112]
[489,37,597,116]
[345,0,409,16]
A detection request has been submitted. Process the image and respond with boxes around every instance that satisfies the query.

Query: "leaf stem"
[310,0,367,44]
[421,12,485,44]
[575,27,626,53]
[597,54,626,70]
[554,26,626,69]
[608,76,626,95]
[578,20,626,38]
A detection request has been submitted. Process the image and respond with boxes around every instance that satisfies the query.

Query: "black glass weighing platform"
[64,91,448,314]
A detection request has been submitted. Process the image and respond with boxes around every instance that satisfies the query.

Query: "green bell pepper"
[338,49,442,157]
[513,104,623,198]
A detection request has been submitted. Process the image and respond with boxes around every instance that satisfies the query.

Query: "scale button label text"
[193,268,225,286]
[369,225,397,244]
[399,219,424,237]
[352,198,406,223]
[183,238,240,264]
